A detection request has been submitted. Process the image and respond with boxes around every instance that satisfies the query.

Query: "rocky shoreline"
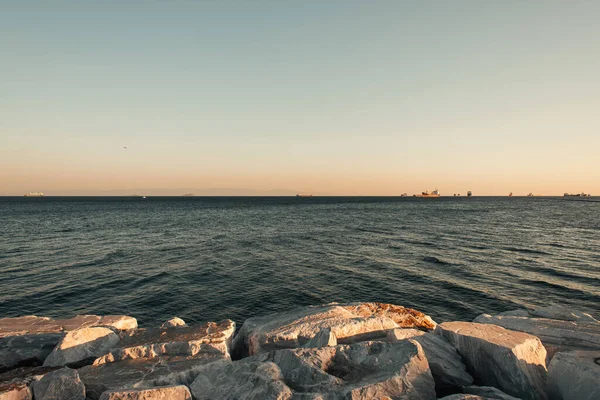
[0,303,598,400]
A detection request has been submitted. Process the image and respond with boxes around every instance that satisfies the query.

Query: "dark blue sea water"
[0,196,598,327]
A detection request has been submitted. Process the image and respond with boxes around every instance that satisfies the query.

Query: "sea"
[1,196,598,327]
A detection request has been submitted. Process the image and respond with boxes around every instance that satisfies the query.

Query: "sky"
[1,1,599,196]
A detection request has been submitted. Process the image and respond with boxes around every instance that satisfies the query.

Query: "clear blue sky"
[1,1,599,195]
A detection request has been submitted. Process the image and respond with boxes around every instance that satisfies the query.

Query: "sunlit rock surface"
[0,315,137,338]
[43,328,120,367]
[160,317,187,329]
[191,339,436,400]
[233,302,436,358]
[436,321,548,400]
[93,320,235,365]
[98,384,192,400]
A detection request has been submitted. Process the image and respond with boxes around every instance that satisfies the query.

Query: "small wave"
[355,227,394,235]
[56,228,75,233]
[423,256,454,265]
[503,247,550,256]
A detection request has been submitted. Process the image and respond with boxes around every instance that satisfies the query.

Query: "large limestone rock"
[436,321,548,400]
[43,327,120,367]
[191,339,437,400]
[98,384,192,400]
[233,302,436,357]
[0,333,63,372]
[475,308,600,359]
[387,328,473,390]
[160,318,187,329]
[0,315,137,338]
[79,355,224,400]
[32,368,85,400]
[0,365,62,400]
[547,350,600,400]
[93,320,235,365]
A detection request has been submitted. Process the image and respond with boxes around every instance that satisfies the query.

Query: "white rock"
[387,329,473,390]
[436,321,548,400]
[98,316,138,331]
[233,302,436,357]
[98,384,192,400]
[547,350,600,400]
[160,317,187,329]
[93,320,235,365]
[32,368,85,400]
[43,328,120,367]
[0,315,136,338]
[191,339,437,400]
[301,328,337,348]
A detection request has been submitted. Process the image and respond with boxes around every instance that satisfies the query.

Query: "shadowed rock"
[0,315,137,338]
[191,339,437,400]
[387,328,473,390]
[93,320,235,365]
[32,368,85,400]
[0,365,62,400]
[79,355,224,400]
[547,350,600,400]
[233,302,436,358]
[301,328,337,348]
[98,384,192,400]
[0,333,63,372]
[43,328,120,367]
[463,386,521,399]
[436,321,548,400]
[160,318,187,329]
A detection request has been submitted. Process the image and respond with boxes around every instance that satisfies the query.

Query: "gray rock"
[191,339,437,400]
[0,333,63,372]
[474,313,600,359]
[32,368,85,400]
[79,355,225,400]
[43,327,120,367]
[387,329,473,390]
[98,384,192,400]
[233,302,436,357]
[438,395,488,400]
[0,315,137,338]
[301,328,337,348]
[436,321,547,400]
[160,317,187,329]
[463,386,521,399]
[93,320,235,365]
[547,350,600,400]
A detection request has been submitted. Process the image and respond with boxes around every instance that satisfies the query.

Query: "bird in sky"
[124,146,127,149]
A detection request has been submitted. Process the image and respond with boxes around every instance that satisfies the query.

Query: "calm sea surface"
[1,196,598,326]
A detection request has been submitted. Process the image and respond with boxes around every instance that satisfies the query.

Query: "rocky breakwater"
[0,302,597,400]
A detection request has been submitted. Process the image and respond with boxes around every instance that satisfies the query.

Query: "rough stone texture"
[191,339,437,400]
[547,350,600,400]
[0,366,60,389]
[0,384,32,400]
[160,317,187,329]
[32,368,85,400]
[438,395,487,400]
[79,355,225,400]
[474,310,600,360]
[0,333,63,372]
[387,329,473,390]
[232,302,436,357]
[463,386,521,399]
[43,327,120,367]
[98,385,192,400]
[301,328,337,348]
[93,320,235,365]
[0,315,137,338]
[436,321,548,400]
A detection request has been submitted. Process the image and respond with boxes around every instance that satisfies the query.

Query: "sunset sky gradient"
[1,1,599,195]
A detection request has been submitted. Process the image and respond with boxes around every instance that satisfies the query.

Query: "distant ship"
[414,189,440,198]
[564,193,591,197]
[527,193,534,197]
[182,193,195,197]
[509,192,513,197]
[467,191,472,197]
[296,194,313,197]
[400,193,408,197]
[24,192,44,197]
